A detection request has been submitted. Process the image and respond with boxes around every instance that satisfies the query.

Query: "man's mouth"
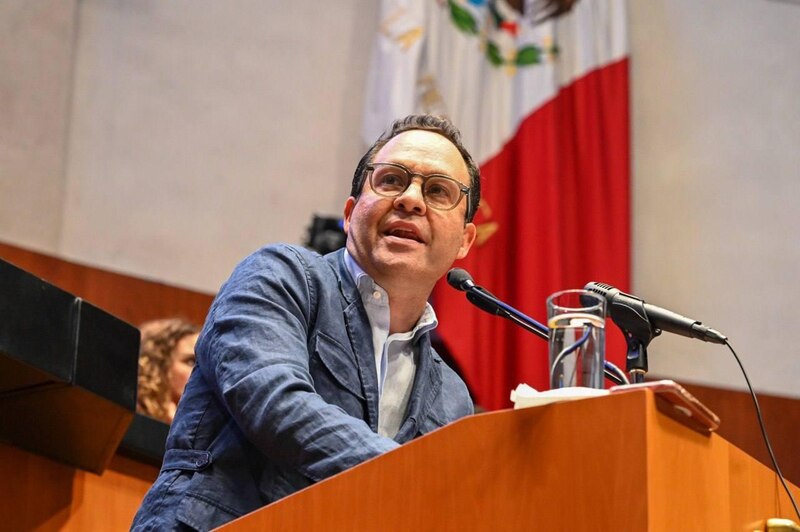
[385,227,424,243]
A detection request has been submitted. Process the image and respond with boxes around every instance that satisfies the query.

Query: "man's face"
[343,130,477,289]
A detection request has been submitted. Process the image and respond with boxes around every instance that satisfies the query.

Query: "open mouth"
[385,228,423,243]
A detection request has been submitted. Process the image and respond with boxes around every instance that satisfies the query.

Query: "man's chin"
[371,250,425,274]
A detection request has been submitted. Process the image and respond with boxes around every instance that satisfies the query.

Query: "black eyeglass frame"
[364,162,473,216]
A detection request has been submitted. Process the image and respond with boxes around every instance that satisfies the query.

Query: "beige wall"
[1,0,798,396]
[58,0,377,290]
[1,1,376,290]
[630,0,800,396]
[0,0,77,251]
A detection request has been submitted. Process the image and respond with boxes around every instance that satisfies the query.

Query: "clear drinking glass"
[547,289,606,389]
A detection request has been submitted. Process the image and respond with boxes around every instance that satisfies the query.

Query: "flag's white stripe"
[554,0,628,87]
[362,0,425,145]
[363,0,628,164]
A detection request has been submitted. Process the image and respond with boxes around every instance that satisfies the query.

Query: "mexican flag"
[363,0,629,410]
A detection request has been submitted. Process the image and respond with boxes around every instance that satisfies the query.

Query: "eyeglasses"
[365,162,471,213]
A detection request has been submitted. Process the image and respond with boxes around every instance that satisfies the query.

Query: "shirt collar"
[343,248,374,295]
[343,249,438,336]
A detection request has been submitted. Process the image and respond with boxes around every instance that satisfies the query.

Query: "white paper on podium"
[510,384,610,410]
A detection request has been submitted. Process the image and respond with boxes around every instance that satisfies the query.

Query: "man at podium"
[132,115,480,531]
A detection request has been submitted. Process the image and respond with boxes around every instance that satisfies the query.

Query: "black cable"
[549,325,592,388]
[603,360,629,385]
[725,339,800,520]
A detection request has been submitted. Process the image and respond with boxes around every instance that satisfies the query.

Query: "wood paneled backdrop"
[2,240,798,487]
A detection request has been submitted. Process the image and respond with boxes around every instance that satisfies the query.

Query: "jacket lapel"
[328,250,381,432]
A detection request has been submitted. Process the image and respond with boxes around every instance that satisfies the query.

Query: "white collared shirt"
[343,250,437,438]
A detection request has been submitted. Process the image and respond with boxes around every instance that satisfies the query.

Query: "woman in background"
[137,318,200,423]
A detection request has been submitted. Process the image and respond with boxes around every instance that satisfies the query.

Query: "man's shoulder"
[245,245,348,293]
[249,242,318,262]
[237,243,340,272]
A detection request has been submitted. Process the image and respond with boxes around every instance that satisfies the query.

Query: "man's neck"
[381,282,433,334]
[343,248,436,334]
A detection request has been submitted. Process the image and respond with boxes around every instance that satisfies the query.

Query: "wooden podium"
[220,390,799,531]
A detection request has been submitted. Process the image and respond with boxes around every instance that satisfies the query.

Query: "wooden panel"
[0,443,158,531]
[727,443,800,529]
[645,399,731,530]
[674,380,800,487]
[0,241,214,327]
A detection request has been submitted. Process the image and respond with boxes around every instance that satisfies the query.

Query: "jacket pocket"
[310,331,364,400]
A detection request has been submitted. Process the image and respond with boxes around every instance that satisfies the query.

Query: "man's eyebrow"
[374,161,455,178]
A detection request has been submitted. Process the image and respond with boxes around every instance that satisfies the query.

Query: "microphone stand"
[602,294,660,384]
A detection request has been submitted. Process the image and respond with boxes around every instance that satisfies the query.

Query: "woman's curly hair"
[137,318,200,423]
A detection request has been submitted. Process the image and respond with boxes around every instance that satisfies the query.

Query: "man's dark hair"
[350,115,481,223]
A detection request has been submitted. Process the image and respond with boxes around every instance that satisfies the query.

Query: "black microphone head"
[582,282,620,309]
[584,281,613,296]
[447,268,475,292]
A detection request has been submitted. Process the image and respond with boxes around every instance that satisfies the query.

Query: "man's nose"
[393,180,427,215]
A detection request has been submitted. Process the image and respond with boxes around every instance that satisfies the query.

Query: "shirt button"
[372,291,381,300]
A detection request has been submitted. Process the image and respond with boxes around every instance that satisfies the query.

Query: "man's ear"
[343,197,356,234]
[456,222,478,260]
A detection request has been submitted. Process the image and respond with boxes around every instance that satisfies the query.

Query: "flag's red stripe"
[434,58,630,410]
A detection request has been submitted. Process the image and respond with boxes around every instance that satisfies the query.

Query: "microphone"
[446,269,549,340]
[446,268,475,291]
[584,282,727,344]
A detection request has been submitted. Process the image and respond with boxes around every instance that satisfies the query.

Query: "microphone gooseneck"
[447,268,549,340]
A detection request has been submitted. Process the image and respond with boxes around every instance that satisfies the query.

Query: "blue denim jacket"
[131,245,473,531]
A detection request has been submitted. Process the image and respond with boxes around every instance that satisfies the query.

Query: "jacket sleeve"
[195,245,398,483]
